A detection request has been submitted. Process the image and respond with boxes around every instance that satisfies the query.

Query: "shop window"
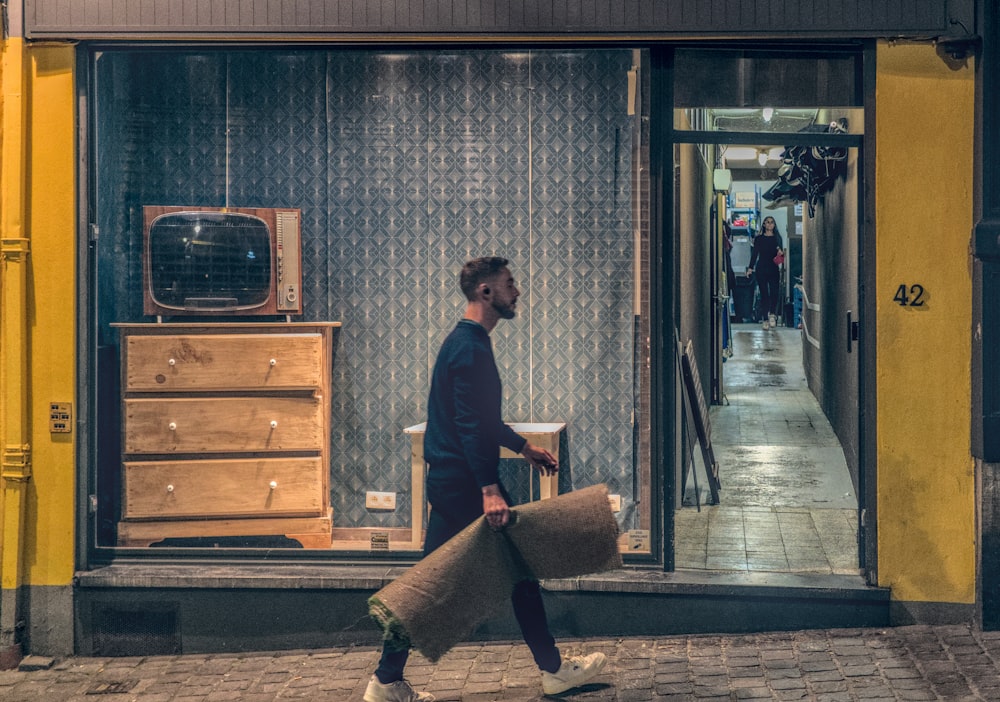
[90,48,654,557]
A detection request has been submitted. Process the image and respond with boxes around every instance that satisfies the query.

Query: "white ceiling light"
[762,107,774,123]
[757,150,769,166]
[713,168,733,191]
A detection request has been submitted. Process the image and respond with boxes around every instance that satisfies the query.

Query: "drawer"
[124,397,325,454]
[123,457,325,519]
[124,333,325,391]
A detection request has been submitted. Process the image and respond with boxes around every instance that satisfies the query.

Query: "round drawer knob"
[270,420,278,430]
[168,358,176,366]
[166,484,174,493]
[269,481,278,490]
[168,422,177,431]
[270,358,277,366]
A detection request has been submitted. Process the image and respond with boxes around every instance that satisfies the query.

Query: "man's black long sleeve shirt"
[424,320,526,497]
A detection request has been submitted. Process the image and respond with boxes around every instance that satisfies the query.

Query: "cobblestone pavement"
[3,624,1000,701]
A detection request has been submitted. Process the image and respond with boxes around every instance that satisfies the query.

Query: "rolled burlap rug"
[368,483,622,661]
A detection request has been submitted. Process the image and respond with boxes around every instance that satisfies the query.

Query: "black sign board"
[680,340,721,505]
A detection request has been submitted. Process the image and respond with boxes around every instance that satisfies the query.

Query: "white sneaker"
[363,675,435,702]
[768,314,777,328]
[541,652,608,695]
[762,320,769,330]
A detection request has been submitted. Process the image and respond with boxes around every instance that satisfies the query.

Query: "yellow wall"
[1,42,77,587]
[27,44,77,586]
[876,42,975,603]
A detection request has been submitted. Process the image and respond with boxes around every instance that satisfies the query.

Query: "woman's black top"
[748,233,783,274]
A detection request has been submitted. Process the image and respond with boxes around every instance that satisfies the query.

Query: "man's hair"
[460,256,509,300]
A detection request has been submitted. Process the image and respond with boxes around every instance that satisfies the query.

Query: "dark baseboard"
[889,600,976,626]
[74,565,892,656]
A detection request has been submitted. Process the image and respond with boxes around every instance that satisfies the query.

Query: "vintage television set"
[142,206,302,316]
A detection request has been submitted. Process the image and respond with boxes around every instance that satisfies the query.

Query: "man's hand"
[482,484,510,529]
[522,442,558,476]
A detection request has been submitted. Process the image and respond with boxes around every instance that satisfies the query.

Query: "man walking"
[364,256,608,701]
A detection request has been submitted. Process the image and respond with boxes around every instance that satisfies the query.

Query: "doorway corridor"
[675,324,859,574]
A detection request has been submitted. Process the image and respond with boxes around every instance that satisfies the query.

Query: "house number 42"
[893,284,925,307]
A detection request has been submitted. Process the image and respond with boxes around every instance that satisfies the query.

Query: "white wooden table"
[403,422,566,548]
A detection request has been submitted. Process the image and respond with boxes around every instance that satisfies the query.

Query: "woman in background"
[746,216,784,329]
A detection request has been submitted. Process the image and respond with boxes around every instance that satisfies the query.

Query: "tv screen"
[148,211,272,311]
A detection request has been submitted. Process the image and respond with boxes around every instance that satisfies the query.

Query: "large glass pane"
[674,107,864,134]
[673,49,862,109]
[91,49,653,556]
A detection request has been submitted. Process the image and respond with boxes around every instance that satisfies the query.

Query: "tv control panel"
[275,210,301,312]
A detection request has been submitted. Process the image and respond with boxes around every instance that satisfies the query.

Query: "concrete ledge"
[75,564,407,591]
[76,564,883,600]
[73,564,892,656]
[547,569,887,600]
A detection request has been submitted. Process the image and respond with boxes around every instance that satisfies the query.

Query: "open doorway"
[671,107,865,575]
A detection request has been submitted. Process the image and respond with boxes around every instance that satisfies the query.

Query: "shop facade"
[0,0,988,659]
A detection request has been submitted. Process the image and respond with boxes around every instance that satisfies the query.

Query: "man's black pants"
[374,498,561,683]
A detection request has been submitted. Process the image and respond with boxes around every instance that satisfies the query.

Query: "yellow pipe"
[0,36,31,662]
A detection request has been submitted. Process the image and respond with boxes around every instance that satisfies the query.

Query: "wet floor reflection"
[676,324,859,574]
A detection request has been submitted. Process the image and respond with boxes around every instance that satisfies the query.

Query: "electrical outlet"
[366,491,397,510]
[608,494,622,512]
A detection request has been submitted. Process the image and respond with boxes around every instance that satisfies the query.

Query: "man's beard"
[493,300,516,319]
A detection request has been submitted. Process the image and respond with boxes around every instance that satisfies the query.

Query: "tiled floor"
[675,323,860,575]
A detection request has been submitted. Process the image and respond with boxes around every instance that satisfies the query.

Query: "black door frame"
[973,0,1000,628]
[657,44,875,579]
[649,47,674,570]
[860,42,878,582]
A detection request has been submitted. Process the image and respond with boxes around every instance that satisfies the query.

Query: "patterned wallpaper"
[93,48,642,537]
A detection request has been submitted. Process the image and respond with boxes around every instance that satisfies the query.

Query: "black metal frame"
[973,0,1000,628]
[78,42,672,569]
[649,47,674,570]
[860,41,879,584]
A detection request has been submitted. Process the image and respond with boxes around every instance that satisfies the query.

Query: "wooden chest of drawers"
[113,323,339,548]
